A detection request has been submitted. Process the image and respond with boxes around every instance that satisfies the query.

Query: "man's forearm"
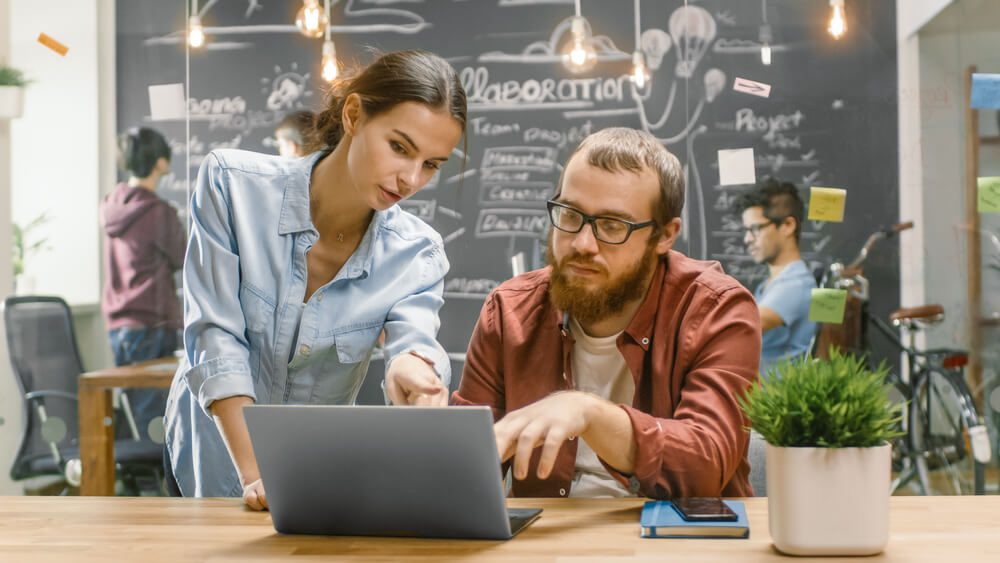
[579,393,637,474]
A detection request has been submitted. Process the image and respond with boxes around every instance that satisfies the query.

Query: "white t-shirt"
[568,318,636,498]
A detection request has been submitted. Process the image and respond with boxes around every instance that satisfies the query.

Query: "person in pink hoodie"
[100,127,186,442]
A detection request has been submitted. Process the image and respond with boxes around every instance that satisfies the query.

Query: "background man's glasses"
[742,220,777,239]
[547,200,656,245]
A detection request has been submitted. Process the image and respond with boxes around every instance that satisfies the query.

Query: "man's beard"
[547,236,659,326]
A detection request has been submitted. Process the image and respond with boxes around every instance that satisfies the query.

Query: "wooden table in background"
[0,497,998,561]
[78,357,178,496]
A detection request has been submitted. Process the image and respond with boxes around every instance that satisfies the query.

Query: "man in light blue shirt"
[737,179,817,378]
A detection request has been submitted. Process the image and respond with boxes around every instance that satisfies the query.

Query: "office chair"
[3,296,163,494]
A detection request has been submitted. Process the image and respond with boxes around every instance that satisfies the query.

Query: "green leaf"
[739,349,905,448]
[0,65,31,87]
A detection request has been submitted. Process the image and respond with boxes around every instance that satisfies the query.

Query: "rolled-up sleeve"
[182,152,256,414]
[382,241,451,386]
[760,276,811,327]
[606,285,760,498]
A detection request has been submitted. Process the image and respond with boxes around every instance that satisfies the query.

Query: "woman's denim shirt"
[165,149,450,497]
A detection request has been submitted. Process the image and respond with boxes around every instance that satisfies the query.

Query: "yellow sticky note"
[809,289,848,324]
[37,32,69,56]
[979,177,1000,213]
[808,187,847,222]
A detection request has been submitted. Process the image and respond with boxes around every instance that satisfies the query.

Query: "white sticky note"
[718,148,756,186]
[733,77,771,98]
[148,83,186,121]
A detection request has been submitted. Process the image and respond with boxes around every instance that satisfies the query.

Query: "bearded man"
[452,128,761,499]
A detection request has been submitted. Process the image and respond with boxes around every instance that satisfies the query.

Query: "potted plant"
[739,350,902,556]
[0,63,29,119]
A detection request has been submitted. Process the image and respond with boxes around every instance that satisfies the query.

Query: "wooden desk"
[0,497,997,562]
[78,357,178,496]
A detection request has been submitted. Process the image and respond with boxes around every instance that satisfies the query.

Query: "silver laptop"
[244,405,542,539]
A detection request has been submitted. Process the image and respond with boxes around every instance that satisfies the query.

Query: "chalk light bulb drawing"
[561,16,597,74]
[188,15,205,48]
[828,0,847,39]
[631,50,649,88]
[668,4,716,79]
[640,28,672,72]
[296,0,328,38]
[703,68,726,103]
[321,39,338,82]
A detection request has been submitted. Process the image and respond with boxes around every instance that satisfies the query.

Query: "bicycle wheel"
[909,367,989,495]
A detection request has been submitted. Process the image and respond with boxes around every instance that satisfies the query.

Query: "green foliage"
[739,350,903,448]
[0,64,30,87]
[13,213,50,279]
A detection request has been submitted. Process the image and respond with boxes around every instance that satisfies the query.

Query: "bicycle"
[815,222,992,495]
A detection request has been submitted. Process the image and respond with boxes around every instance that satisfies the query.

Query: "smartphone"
[671,497,738,522]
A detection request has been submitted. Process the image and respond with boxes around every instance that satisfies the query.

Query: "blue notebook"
[640,500,749,539]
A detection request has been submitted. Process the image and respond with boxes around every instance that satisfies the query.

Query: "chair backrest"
[3,296,85,479]
[747,431,767,497]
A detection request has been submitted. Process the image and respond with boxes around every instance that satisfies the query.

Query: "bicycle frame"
[821,222,989,495]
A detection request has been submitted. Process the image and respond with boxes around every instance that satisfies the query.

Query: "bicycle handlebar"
[890,221,914,234]
[846,221,915,269]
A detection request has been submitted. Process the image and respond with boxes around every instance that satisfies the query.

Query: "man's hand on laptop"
[243,477,268,511]
[493,391,594,480]
[385,353,448,406]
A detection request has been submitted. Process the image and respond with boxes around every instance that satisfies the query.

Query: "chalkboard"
[116,0,901,383]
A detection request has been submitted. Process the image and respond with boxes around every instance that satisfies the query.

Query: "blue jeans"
[108,326,178,442]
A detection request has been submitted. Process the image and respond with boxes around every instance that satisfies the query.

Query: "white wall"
[9,0,100,306]
[0,0,116,495]
[0,0,26,495]
[900,0,1000,353]
[899,0,954,38]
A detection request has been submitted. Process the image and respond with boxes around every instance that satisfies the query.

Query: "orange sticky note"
[37,33,69,56]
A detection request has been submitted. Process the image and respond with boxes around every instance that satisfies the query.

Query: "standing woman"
[165,50,467,508]
[101,127,185,441]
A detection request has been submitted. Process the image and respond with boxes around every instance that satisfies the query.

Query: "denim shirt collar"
[277,151,326,236]
[277,150,384,279]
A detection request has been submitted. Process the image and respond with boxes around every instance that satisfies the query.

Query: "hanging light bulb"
[295,0,328,38]
[759,24,772,66]
[188,15,206,48]
[561,16,597,73]
[321,39,338,82]
[631,50,649,88]
[828,0,847,39]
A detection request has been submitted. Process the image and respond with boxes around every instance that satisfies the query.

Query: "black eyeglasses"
[546,200,657,245]
[742,220,776,239]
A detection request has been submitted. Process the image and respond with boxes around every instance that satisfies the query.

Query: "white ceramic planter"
[0,85,25,119]
[766,442,890,556]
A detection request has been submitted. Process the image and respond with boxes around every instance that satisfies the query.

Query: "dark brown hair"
[735,177,805,241]
[555,127,685,227]
[118,127,171,178]
[305,50,467,153]
[275,110,316,146]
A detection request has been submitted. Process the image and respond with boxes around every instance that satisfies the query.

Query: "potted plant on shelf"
[739,350,902,556]
[0,62,29,119]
